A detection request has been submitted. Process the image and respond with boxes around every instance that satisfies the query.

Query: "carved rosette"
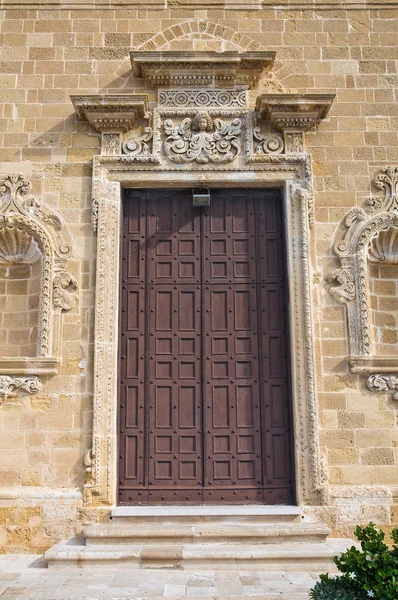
[0,375,41,397]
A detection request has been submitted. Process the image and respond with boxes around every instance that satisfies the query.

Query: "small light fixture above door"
[192,186,210,207]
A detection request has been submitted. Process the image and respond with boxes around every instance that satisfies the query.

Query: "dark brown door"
[118,189,294,505]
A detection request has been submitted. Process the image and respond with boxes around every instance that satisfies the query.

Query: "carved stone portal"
[71,50,335,509]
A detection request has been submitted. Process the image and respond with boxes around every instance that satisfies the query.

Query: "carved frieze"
[163,111,242,164]
[158,89,247,108]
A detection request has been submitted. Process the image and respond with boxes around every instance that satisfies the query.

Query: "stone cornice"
[256,94,335,132]
[130,51,276,90]
[71,94,150,133]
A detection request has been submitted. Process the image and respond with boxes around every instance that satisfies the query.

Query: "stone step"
[110,505,302,524]
[84,522,331,546]
[45,538,354,571]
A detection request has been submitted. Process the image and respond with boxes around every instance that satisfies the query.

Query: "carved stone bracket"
[0,375,41,398]
[256,94,335,153]
[327,166,398,392]
[71,94,150,156]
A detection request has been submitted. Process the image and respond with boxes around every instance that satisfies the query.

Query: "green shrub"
[309,524,398,600]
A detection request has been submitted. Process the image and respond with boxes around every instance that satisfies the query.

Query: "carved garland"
[327,166,398,399]
[0,174,78,389]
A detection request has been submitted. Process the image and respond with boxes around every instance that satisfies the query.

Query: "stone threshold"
[111,506,302,518]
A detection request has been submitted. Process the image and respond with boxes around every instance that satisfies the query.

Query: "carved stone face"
[192,112,213,132]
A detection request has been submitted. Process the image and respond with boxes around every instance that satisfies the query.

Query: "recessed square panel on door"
[203,190,257,284]
[148,192,200,285]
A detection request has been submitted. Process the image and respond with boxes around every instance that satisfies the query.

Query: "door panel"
[118,188,294,505]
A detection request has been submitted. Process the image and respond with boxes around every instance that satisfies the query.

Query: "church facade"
[0,0,397,554]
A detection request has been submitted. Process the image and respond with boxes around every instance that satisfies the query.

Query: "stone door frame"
[83,158,326,509]
[73,76,334,509]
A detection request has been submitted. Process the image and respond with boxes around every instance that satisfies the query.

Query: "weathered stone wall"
[0,261,40,358]
[0,3,398,552]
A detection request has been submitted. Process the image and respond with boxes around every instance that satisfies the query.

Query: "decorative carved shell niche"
[0,174,78,397]
[327,166,398,399]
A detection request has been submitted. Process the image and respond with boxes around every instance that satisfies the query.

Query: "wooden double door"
[118,188,294,505]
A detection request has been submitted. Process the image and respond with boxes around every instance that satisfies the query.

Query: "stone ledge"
[111,505,302,517]
[0,356,60,376]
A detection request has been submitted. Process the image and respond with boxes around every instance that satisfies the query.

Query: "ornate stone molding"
[131,51,275,89]
[327,166,398,398]
[0,375,41,398]
[0,173,76,378]
[253,126,284,155]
